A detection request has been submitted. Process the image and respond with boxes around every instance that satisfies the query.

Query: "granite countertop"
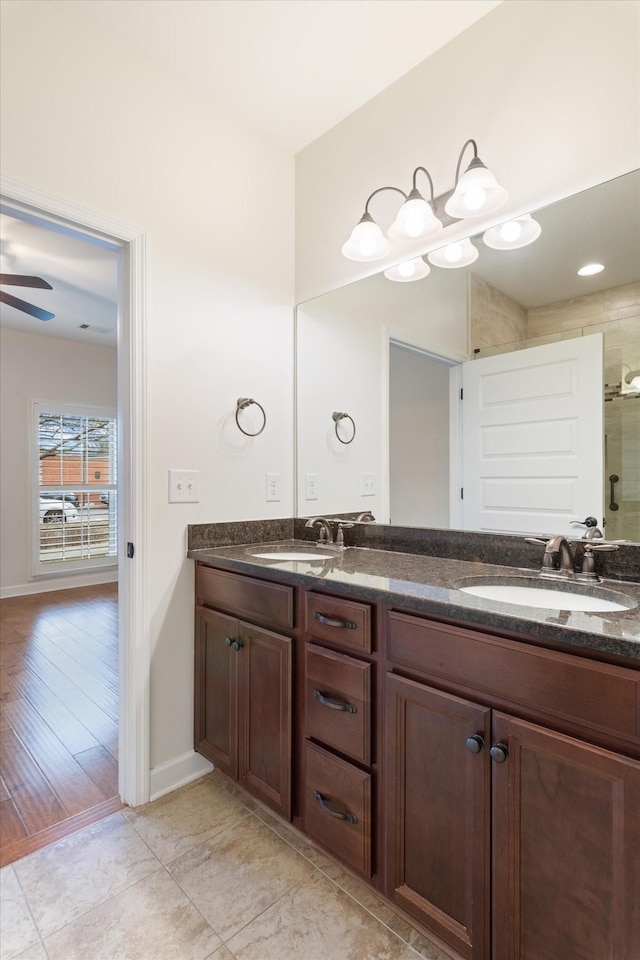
[188,540,640,662]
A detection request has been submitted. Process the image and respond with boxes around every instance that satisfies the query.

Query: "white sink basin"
[459,583,632,612]
[246,544,339,562]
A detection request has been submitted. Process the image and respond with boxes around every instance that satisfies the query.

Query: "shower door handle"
[609,474,619,511]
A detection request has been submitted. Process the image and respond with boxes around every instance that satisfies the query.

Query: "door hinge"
[460,488,464,499]
[126,542,135,559]
[460,388,463,400]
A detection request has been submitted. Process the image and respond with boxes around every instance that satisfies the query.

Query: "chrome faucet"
[305,516,334,543]
[525,535,575,579]
[570,517,604,539]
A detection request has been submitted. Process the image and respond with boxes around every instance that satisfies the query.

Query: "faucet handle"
[524,537,547,546]
[335,522,354,547]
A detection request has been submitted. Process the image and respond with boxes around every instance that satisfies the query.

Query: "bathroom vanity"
[189,527,640,960]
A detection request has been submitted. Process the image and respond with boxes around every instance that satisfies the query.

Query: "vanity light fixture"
[427,238,478,269]
[483,213,542,250]
[384,256,431,282]
[341,139,507,262]
[577,262,605,276]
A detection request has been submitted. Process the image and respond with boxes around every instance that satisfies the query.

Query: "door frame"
[1,175,150,806]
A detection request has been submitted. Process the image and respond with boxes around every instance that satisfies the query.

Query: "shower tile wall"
[469,278,640,541]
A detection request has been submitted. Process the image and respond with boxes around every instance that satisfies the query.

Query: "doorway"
[388,341,455,527]
[0,176,149,824]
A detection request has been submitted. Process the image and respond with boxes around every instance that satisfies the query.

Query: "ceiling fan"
[0,273,55,321]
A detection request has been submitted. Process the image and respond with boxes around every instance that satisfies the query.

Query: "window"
[33,401,117,576]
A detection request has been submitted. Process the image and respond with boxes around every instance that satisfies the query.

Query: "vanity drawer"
[303,740,371,876]
[305,645,371,765]
[388,611,640,746]
[197,564,293,630]
[305,591,372,653]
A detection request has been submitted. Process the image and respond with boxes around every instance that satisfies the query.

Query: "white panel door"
[461,334,603,536]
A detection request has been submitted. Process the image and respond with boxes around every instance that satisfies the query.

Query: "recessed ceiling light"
[577,262,605,276]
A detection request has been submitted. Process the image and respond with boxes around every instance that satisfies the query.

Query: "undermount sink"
[246,543,339,562]
[457,580,636,613]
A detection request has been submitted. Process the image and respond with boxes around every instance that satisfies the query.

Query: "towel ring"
[332,411,356,444]
[236,397,266,437]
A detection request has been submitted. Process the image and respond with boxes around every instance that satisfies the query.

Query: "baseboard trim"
[149,750,213,803]
[1,571,119,599]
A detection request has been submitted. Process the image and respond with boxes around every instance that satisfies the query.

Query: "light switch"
[169,470,200,503]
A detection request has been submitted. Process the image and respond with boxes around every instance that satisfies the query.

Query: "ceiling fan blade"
[0,273,53,290]
[0,290,55,321]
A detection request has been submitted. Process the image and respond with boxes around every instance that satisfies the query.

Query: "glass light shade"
[427,238,478,269]
[483,214,542,250]
[444,165,508,218]
[341,215,390,261]
[384,257,431,282]
[387,197,443,242]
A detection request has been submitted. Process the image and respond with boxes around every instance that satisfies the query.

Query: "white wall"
[0,328,118,594]
[1,2,294,782]
[389,346,451,528]
[296,0,640,302]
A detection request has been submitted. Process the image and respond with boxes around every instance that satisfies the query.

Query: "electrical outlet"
[360,472,375,497]
[305,473,319,500]
[168,470,200,503]
[266,472,281,502]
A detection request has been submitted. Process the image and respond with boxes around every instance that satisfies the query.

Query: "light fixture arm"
[363,185,407,215]
[411,166,436,205]
[453,138,482,184]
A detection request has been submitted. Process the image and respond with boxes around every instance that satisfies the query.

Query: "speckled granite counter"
[187,540,640,662]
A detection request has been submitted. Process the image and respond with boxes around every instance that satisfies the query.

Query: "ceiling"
[0,0,502,344]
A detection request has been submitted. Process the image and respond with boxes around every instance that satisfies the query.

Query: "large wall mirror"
[295,169,640,542]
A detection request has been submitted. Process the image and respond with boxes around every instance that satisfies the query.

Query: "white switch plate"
[169,469,200,503]
[360,472,375,496]
[305,473,319,500]
[266,472,281,502]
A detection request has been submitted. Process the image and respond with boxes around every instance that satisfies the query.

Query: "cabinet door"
[239,622,292,820]
[194,606,239,778]
[492,712,640,960]
[385,674,491,960]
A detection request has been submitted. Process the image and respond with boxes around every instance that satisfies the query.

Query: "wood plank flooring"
[0,582,122,866]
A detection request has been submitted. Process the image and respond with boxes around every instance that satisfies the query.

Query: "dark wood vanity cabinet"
[385,610,640,960]
[194,566,293,820]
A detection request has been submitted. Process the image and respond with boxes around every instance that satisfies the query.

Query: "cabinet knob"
[232,639,244,651]
[224,637,234,647]
[465,734,484,754]
[490,743,509,763]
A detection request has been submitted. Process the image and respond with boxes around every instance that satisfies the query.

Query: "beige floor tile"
[0,867,41,960]
[169,813,314,941]
[205,948,235,960]
[226,870,423,960]
[43,868,221,960]
[14,812,161,939]
[7,940,48,960]
[8,945,47,960]
[127,774,250,865]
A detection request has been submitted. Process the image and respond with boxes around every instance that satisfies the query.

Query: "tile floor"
[1,771,453,960]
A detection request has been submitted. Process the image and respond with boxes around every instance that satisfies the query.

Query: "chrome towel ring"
[332,411,356,444]
[236,397,266,437]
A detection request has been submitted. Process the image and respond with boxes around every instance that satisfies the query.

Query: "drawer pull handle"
[314,612,357,630]
[314,689,357,714]
[313,790,358,824]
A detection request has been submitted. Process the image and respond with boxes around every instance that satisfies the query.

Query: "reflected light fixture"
[342,139,507,262]
[384,256,430,283]
[427,238,478,269]
[577,262,605,276]
[483,214,542,250]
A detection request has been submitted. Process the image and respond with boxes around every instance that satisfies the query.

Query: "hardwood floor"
[0,582,122,866]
